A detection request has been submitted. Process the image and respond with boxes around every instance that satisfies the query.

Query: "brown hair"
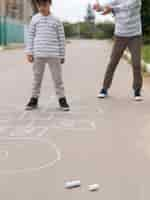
[36,0,52,5]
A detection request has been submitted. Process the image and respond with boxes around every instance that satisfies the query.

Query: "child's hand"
[27,55,34,63]
[61,58,65,64]
[102,6,112,15]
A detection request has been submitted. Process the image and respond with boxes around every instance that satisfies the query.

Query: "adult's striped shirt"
[26,13,65,59]
[109,0,142,37]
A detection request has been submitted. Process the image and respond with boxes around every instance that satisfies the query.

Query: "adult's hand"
[102,6,113,15]
[93,3,103,12]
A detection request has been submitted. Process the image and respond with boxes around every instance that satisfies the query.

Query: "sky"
[52,0,113,23]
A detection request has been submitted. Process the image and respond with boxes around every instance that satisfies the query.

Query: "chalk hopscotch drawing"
[0,103,99,174]
[0,104,98,138]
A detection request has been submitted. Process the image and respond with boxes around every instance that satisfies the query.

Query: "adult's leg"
[103,37,128,90]
[127,36,143,91]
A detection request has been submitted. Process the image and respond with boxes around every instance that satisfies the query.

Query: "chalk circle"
[0,137,61,175]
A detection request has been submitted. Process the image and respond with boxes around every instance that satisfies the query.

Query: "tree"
[142,0,150,35]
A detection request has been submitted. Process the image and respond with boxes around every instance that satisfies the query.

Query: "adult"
[95,0,143,101]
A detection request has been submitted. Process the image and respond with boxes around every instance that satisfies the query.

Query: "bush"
[96,22,114,38]
[63,21,114,39]
[63,23,76,38]
[143,35,150,44]
[142,45,150,63]
[80,22,94,38]
[92,31,106,39]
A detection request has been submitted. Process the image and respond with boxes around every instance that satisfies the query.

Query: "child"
[94,0,143,101]
[25,0,70,111]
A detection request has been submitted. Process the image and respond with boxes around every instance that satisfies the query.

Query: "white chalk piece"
[65,180,81,189]
[88,184,100,192]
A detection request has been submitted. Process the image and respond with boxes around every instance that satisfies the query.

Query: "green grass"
[142,45,150,63]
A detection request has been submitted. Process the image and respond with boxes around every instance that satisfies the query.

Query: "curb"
[0,40,71,52]
[0,44,24,51]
